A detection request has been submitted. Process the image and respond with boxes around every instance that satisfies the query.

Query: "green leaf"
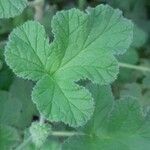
[63,84,150,150]
[120,83,142,98]
[108,0,137,12]
[9,78,38,129]
[5,21,51,81]
[5,4,133,127]
[0,0,27,18]
[0,78,37,129]
[120,83,150,115]
[82,83,114,134]
[32,75,94,127]
[0,124,20,150]
[132,25,148,48]
[17,129,61,150]
[0,43,14,90]
[143,74,150,89]
[22,139,61,150]
[30,122,52,148]
[0,91,22,126]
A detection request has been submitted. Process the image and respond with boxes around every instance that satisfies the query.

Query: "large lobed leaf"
[63,84,150,150]
[5,4,133,127]
[0,0,27,18]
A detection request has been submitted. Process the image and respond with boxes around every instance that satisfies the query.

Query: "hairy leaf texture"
[0,0,27,18]
[5,4,133,127]
[63,84,150,150]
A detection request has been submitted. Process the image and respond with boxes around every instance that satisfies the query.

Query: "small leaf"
[0,0,27,18]
[30,122,52,148]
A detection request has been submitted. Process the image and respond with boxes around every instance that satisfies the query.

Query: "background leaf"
[0,124,20,150]
[63,84,150,150]
[0,78,38,129]
[0,0,27,18]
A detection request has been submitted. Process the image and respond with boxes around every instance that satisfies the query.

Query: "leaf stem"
[15,131,86,150]
[15,131,84,149]
[39,115,45,125]
[119,62,150,72]
[16,137,32,150]
[51,131,85,137]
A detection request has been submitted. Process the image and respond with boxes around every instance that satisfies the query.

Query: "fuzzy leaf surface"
[5,5,133,126]
[0,0,27,18]
[63,84,150,150]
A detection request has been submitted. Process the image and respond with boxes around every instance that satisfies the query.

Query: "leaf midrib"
[51,9,122,76]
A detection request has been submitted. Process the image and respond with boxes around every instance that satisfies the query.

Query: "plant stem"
[15,131,84,149]
[51,131,85,137]
[39,115,45,125]
[119,62,150,72]
[16,137,32,150]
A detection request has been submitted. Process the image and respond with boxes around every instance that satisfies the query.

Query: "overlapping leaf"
[0,124,20,150]
[0,43,14,90]
[0,78,37,129]
[63,84,150,150]
[5,4,133,126]
[121,83,150,115]
[0,0,27,18]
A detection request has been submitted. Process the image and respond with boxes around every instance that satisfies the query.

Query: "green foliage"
[63,84,150,150]
[117,47,138,82]
[30,121,52,147]
[17,130,61,150]
[0,78,37,129]
[0,43,14,90]
[0,0,150,149]
[0,0,27,18]
[5,4,133,127]
[0,124,20,150]
[120,82,150,114]
[143,74,150,89]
